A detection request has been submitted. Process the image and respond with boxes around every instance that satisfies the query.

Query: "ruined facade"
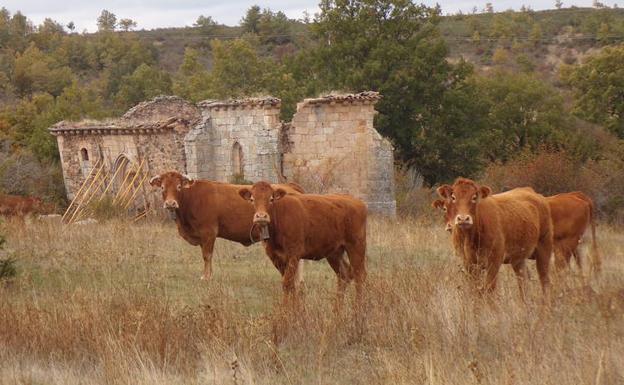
[50,92,396,215]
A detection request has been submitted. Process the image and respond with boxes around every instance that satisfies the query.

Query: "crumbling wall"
[282,92,396,215]
[185,98,282,182]
[50,97,196,200]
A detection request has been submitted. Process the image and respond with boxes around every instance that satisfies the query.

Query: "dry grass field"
[0,217,623,385]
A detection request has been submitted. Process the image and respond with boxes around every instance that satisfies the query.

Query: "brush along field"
[0,217,623,385]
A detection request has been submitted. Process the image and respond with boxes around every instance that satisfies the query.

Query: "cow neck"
[174,186,193,224]
[265,199,282,249]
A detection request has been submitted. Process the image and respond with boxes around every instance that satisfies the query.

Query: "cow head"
[435,178,491,231]
[149,171,194,210]
[238,181,286,227]
[431,199,454,232]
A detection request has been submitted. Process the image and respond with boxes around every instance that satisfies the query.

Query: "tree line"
[0,3,623,212]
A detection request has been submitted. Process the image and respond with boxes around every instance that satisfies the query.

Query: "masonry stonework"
[50,93,396,215]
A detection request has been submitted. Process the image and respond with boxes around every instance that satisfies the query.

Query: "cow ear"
[181,174,194,189]
[149,176,162,188]
[479,185,492,199]
[273,188,287,201]
[239,188,252,201]
[436,184,452,199]
[432,199,445,209]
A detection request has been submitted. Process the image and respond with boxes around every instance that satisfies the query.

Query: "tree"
[209,39,268,98]
[172,48,212,101]
[194,15,217,34]
[476,71,567,161]
[13,44,73,97]
[97,9,117,32]
[115,64,172,108]
[529,23,543,45]
[66,21,75,32]
[118,18,137,32]
[561,45,624,137]
[311,0,490,185]
[241,5,261,34]
[485,3,494,13]
[555,0,564,9]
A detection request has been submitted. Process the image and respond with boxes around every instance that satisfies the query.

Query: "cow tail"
[588,201,602,275]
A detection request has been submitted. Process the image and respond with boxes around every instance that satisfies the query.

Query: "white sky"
[3,0,598,32]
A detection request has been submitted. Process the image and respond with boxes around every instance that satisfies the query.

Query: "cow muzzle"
[163,200,179,210]
[455,214,473,229]
[253,211,270,225]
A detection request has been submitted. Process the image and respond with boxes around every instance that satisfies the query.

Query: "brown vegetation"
[0,218,623,384]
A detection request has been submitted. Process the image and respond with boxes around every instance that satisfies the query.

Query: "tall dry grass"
[0,217,623,384]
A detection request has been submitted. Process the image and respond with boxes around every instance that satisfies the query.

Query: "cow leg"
[327,251,352,311]
[345,243,367,308]
[200,236,216,281]
[511,259,529,304]
[282,257,302,307]
[533,242,552,306]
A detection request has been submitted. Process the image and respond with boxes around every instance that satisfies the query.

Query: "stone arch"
[112,154,135,193]
[231,142,244,179]
[79,147,91,178]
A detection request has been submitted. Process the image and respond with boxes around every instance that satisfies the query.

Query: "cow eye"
[442,206,447,212]
[451,194,456,202]
[270,196,274,203]
[250,197,254,203]
[471,194,477,203]
[176,184,182,191]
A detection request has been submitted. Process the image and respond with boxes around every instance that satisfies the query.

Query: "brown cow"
[238,181,367,308]
[547,192,601,274]
[435,178,553,302]
[149,171,305,280]
[0,194,48,217]
[434,191,602,275]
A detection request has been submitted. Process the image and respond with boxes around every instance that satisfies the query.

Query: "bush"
[83,196,129,222]
[481,147,624,223]
[394,165,443,223]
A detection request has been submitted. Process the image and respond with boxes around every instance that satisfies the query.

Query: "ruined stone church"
[49,92,396,215]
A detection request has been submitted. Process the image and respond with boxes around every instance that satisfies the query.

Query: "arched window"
[80,148,89,161]
[231,142,244,179]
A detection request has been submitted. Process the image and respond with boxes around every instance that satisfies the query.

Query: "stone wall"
[50,98,196,200]
[282,92,396,215]
[185,98,282,183]
[51,93,396,216]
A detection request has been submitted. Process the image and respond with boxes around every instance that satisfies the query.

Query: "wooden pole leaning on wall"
[98,157,128,201]
[114,158,145,207]
[61,158,102,224]
[72,167,111,223]
[112,161,141,205]
[122,170,149,211]
[65,160,105,224]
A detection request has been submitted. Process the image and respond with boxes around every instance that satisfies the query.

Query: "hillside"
[133,7,624,78]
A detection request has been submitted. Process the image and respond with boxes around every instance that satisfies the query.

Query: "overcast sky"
[3,0,597,32]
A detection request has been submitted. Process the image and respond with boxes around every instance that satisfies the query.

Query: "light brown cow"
[547,192,601,274]
[435,178,553,302]
[238,181,367,308]
[149,171,304,280]
[0,194,49,217]
[434,191,602,275]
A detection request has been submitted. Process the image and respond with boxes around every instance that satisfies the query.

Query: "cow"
[149,171,305,280]
[434,191,602,276]
[237,181,367,309]
[0,194,50,218]
[547,192,601,274]
[434,178,553,302]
